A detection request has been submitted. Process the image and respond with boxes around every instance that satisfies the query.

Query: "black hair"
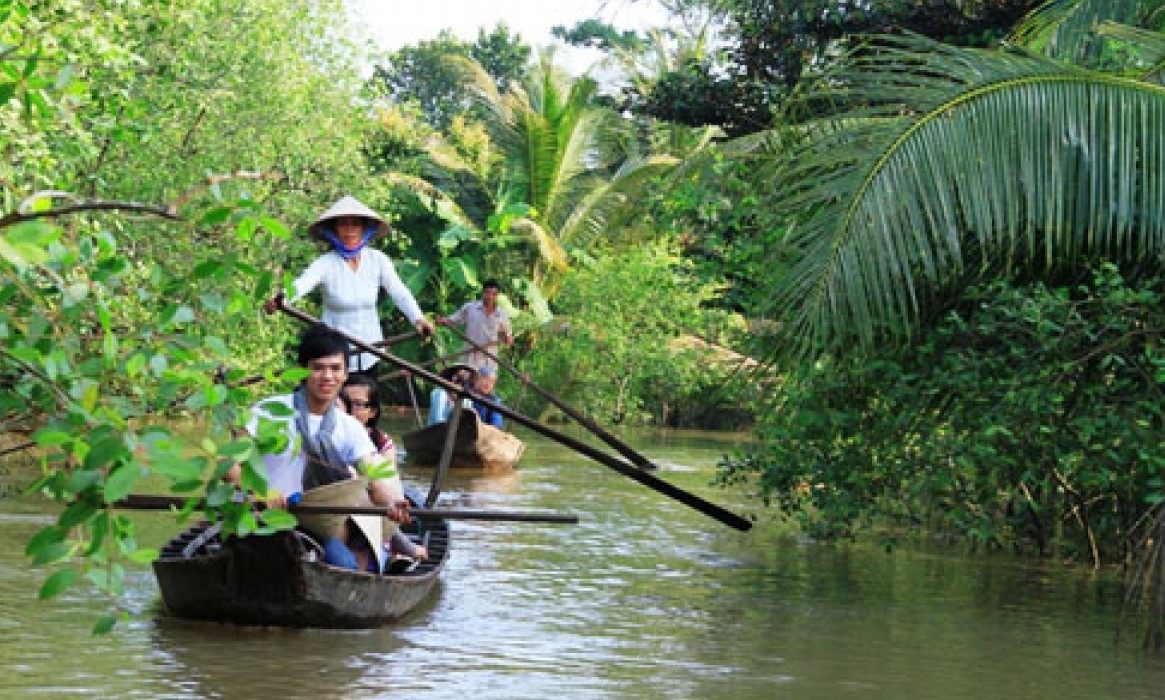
[482,279,501,292]
[341,373,382,426]
[297,323,349,366]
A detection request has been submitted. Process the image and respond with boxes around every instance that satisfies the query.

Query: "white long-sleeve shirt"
[291,249,424,371]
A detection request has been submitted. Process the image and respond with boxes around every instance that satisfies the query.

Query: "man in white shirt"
[231,323,409,570]
[437,279,513,372]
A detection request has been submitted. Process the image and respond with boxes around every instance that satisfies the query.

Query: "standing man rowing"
[436,279,512,373]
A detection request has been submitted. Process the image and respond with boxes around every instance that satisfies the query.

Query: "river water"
[1,421,1163,699]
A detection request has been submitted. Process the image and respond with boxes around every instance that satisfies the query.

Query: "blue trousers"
[322,536,358,570]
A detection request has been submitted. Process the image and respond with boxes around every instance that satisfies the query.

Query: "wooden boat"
[151,490,449,628]
[401,409,526,470]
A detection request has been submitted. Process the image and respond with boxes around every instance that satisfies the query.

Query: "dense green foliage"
[618,0,1041,134]
[1,0,402,630]
[720,265,1165,565]
[371,25,532,130]
[552,19,645,52]
[517,242,752,427]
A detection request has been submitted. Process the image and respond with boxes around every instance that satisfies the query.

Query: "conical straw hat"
[296,479,387,572]
[296,479,366,540]
[308,196,389,240]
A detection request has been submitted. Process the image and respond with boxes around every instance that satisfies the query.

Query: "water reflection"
[148,620,417,700]
[3,425,1165,699]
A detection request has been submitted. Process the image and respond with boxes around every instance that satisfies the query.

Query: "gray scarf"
[293,386,352,490]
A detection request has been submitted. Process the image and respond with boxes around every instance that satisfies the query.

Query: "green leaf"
[218,439,253,459]
[276,368,309,385]
[85,513,109,556]
[25,525,66,556]
[0,221,57,268]
[33,428,72,447]
[236,510,259,537]
[236,217,258,242]
[31,542,73,566]
[149,453,202,483]
[103,464,139,503]
[193,260,223,279]
[91,615,118,635]
[58,498,98,529]
[240,458,270,495]
[84,435,126,471]
[125,352,147,378]
[260,217,289,238]
[65,468,101,495]
[38,568,77,600]
[128,548,159,563]
[259,509,297,531]
[201,206,232,225]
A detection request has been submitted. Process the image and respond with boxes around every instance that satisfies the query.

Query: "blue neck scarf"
[323,224,377,260]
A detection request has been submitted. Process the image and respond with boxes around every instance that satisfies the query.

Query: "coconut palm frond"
[1096,20,1165,79]
[764,34,1165,358]
[557,154,680,253]
[636,124,725,201]
[544,108,620,224]
[382,172,478,229]
[1011,0,1162,68]
[420,141,498,230]
[509,217,569,277]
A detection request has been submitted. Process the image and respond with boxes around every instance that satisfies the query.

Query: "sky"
[347,0,672,74]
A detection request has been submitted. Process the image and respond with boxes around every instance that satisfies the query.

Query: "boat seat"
[293,528,326,562]
[180,522,223,559]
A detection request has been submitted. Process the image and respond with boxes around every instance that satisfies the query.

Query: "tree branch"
[0,199,180,228]
[1,170,285,229]
[168,169,283,212]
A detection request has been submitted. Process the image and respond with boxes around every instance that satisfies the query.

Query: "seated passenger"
[427,363,475,426]
[471,365,505,429]
[339,375,428,570]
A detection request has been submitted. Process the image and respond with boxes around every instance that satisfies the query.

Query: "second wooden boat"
[401,409,525,470]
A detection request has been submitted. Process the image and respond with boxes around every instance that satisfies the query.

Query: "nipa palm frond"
[766,34,1165,358]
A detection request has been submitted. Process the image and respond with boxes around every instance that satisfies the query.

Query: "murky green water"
[1,421,1162,699]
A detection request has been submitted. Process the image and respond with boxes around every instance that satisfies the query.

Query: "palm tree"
[743,0,1165,360]
[391,50,679,298]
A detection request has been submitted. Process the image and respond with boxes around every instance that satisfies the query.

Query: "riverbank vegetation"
[5,0,1165,640]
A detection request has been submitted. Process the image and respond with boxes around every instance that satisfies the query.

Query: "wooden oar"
[442,323,659,472]
[0,440,36,458]
[115,494,578,524]
[276,300,752,532]
[372,329,421,348]
[377,349,468,382]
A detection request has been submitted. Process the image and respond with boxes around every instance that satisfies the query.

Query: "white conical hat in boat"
[308,195,389,240]
[296,479,385,572]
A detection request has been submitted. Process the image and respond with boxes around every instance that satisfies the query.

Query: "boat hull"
[152,507,449,628]
[402,411,525,470]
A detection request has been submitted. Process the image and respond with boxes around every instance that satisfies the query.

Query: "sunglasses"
[346,399,374,409]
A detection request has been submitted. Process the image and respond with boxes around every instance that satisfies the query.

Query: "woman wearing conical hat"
[266,196,436,372]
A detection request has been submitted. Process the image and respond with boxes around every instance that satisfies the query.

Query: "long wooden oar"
[0,440,35,458]
[443,324,659,472]
[115,494,578,524]
[276,300,752,532]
